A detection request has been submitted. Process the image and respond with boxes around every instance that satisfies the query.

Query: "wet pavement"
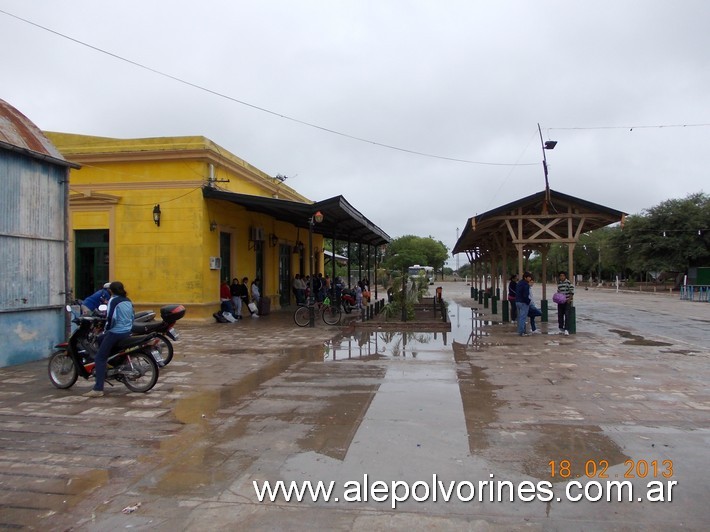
[0,283,708,531]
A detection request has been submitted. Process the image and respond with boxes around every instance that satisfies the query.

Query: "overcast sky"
[2,1,708,266]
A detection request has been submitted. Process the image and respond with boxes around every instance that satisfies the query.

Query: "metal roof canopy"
[453,189,627,257]
[202,187,391,246]
[0,99,80,169]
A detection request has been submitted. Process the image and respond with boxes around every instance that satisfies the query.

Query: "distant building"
[0,99,78,367]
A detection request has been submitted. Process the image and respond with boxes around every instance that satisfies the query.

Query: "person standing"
[312,274,323,302]
[515,272,533,336]
[528,279,542,334]
[235,277,250,317]
[293,274,306,305]
[83,281,133,397]
[507,274,518,323]
[557,271,575,335]
[230,277,242,319]
[355,281,364,310]
[250,277,261,318]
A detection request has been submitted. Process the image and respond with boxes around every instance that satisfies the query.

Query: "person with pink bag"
[555,271,575,335]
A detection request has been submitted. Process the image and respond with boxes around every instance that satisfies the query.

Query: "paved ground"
[0,283,708,531]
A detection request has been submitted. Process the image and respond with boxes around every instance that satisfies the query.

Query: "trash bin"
[257,297,271,316]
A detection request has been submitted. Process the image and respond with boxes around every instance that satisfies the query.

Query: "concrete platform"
[0,283,708,531]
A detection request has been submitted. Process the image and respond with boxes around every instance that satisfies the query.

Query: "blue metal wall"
[0,309,65,366]
[0,149,67,367]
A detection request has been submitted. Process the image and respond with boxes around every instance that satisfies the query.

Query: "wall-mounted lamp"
[293,227,303,253]
[210,220,217,232]
[269,233,279,247]
[153,204,161,227]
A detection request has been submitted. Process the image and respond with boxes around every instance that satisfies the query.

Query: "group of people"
[508,271,575,337]
[219,277,261,321]
[292,274,370,310]
[292,273,331,305]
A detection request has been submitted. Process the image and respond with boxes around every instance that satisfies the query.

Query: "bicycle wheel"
[321,304,342,325]
[294,305,311,327]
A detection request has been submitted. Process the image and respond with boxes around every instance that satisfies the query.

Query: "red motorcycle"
[48,306,161,392]
[341,289,356,313]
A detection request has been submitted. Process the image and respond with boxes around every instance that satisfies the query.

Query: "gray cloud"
[2,0,708,261]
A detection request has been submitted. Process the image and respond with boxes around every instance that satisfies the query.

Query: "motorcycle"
[48,306,161,393]
[341,288,356,314]
[133,310,156,322]
[130,304,186,367]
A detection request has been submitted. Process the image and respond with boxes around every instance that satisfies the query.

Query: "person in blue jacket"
[83,281,134,397]
[81,283,110,315]
[515,272,533,336]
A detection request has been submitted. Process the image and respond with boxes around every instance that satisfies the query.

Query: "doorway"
[74,229,109,299]
[279,244,292,306]
[219,231,231,282]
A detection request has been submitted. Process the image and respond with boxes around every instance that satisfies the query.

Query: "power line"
[550,123,710,131]
[1,8,537,167]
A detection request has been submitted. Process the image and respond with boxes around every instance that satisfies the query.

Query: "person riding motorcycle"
[83,281,134,398]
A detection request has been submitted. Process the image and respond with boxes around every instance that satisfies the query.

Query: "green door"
[219,231,231,282]
[279,244,292,306]
[75,229,109,300]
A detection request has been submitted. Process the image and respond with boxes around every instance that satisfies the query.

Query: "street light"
[308,210,324,326]
[538,123,557,205]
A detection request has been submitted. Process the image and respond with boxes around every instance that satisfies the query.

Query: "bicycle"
[294,296,342,326]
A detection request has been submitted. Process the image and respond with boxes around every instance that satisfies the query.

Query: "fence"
[680,285,710,302]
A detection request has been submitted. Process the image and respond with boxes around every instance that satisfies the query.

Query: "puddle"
[453,341,630,483]
[145,299,630,501]
[324,330,449,360]
[521,424,630,482]
[296,380,383,460]
[142,344,330,496]
[662,349,700,356]
[172,345,325,424]
[609,329,672,347]
[454,344,503,452]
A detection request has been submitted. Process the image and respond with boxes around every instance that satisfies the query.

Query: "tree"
[382,235,449,278]
[611,192,710,279]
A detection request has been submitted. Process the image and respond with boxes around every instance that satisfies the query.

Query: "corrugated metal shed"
[0,99,77,167]
[0,99,74,367]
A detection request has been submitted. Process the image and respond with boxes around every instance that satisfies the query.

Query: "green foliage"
[575,192,709,281]
[382,235,449,277]
[383,300,415,321]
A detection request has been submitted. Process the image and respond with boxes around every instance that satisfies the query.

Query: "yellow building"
[45,132,390,320]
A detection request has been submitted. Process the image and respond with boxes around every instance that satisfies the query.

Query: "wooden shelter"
[453,189,627,300]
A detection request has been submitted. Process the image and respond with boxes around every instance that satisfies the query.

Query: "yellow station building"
[46,132,390,320]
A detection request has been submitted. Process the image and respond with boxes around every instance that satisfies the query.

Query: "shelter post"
[567,241,576,333]
[541,245,549,322]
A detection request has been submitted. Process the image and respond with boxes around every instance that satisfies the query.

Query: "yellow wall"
[46,132,323,321]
